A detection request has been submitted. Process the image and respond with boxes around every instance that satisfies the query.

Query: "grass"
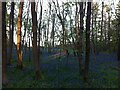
[3,50,120,88]
[5,63,119,88]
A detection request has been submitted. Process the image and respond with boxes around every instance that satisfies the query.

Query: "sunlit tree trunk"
[2,2,8,85]
[17,0,24,69]
[31,1,41,79]
[84,2,91,82]
[7,2,14,65]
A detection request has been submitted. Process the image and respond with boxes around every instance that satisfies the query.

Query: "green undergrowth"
[4,56,119,88]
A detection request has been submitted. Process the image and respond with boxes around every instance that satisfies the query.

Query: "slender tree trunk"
[96,21,101,54]
[73,3,78,56]
[17,0,24,69]
[62,4,65,45]
[31,1,41,79]
[118,37,120,60]
[94,13,97,54]
[22,2,30,50]
[84,2,91,82]
[57,13,66,53]
[78,2,84,75]
[7,2,14,65]
[38,2,42,60]
[28,36,31,62]
[108,12,110,47]
[69,15,76,56]
[75,3,78,41]
[47,3,51,53]
[100,2,104,42]
[0,1,2,86]
[118,20,120,60]
[2,2,8,85]
[51,13,55,47]
[7,7,12,65]
[91,5,96,62]
[104,13,107,45]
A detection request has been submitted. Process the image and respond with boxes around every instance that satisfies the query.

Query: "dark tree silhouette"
[2,2,8,85]
[31,1,41,79]
[7,2,14,65]
[84,2,91,82]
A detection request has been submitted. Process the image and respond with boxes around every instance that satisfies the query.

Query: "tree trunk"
[104,13,107,45]
[118,21,120,60]
[108,12,111,47]
[47,3,51,53]
[38,2,42,60]
[28,36,31,62]
[91,5,96,62]
[2,2,8,85]
[84,2,91,82]
[94,14,98,54]
[17,0,24,69]
[77,2,84,75]
[51,13,55,47]
[22,2,30,50]
[118,37,120,60]
[62,4,65,45]
[7,2,14,65]
[31,1,41,79]
[75,3,78,41]
[100,2,104,42]
[69,15,76,56]
[0,1,2,86]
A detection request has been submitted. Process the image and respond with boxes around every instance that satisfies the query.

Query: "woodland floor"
[4,47,120,88]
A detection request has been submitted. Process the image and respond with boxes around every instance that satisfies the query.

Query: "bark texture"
[17,0,24,69]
